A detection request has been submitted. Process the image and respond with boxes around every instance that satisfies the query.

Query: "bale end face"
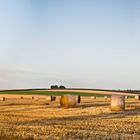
[0,97,5,101]
[111,95,125,111]
[46,96,51,101]
[34,97,39,101]
[104,96,108,99]
[135,95,140,100]
[60,95,77,108]
[125,96,128,99]
[91,96,96,100]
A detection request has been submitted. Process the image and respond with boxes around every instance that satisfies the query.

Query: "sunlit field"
[0,94,140,140]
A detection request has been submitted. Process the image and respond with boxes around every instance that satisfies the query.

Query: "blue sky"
[0,0,140,90]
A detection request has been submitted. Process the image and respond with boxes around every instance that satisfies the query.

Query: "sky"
[0,0,140,90]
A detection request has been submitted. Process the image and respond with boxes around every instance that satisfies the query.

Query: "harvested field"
[0,95,140,139]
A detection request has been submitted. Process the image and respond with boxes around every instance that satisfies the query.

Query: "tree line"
[50,85,66,89]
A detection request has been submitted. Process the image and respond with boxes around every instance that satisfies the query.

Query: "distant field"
[0,90,134,98]
[0,90,109,97]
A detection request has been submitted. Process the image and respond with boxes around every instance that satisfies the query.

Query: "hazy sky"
[0,0,140,90]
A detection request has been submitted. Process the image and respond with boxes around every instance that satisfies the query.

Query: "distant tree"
[59,85,66,89]
[50,85,55,89]
[50,85,59,89]
[54,85,59,89]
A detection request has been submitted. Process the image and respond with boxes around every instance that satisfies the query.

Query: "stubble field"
[0,95,140,140]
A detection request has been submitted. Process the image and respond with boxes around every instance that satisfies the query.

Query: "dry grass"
[0,95,140,140]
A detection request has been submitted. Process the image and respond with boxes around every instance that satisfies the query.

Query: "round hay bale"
[46,96,56,101]
[46,96,51,101]
[56,96,61,101]
[135,95,140,100]
[32,96,35,99]
[104,96,108,100]
[111,95,125,111]
[51,96,56,101]
[91,96,96,100]
[125,96,128,99]
[0,97,5,101]
[81,96,85,99]
[60,95,77,108]
[34,97,39,101]
[20,96,23,99]
[77,96,81,103]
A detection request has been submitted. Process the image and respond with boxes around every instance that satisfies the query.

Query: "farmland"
[0,89,110,97]
[0,89,136,97]
[0,92,140,140]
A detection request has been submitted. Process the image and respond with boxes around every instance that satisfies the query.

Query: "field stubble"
[0,95,140,140]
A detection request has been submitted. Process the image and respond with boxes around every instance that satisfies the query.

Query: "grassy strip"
[0,90,113,97]
[0,90,134,98]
